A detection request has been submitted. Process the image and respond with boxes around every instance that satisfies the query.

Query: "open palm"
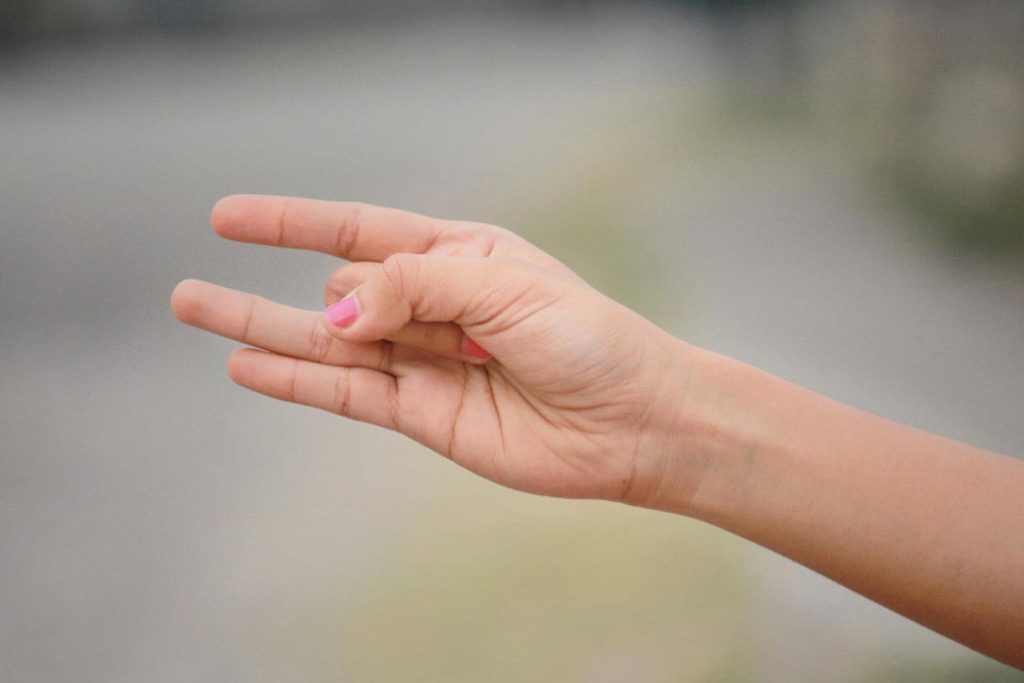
[172,195,686,503]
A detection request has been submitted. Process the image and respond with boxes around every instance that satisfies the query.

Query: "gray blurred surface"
[1,9,1021,682]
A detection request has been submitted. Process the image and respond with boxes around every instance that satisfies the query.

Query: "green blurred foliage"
[694,1,1024,259]
[879,155,1024,257]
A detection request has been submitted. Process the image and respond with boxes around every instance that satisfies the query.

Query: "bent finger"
[323,261,379,306]
[390,319,492,363]
[323,253,540,344]
[323,263,491,363]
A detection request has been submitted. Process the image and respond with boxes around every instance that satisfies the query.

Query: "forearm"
[647,344,1024,668]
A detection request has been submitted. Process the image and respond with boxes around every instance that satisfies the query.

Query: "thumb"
[322,253,537,348]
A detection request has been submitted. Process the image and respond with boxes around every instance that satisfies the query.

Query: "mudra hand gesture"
[172,194,692,505]
[173,194,1024,669]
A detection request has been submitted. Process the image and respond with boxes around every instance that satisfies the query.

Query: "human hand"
[172,195,697,504]
[172,195,1024,667]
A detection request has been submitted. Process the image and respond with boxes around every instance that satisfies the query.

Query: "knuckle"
[446,221,480,239]
[378,340,396,373]
[380,253,422,320]
[323,281,339,307]
[334,202,365,257]
[275,196,294,246]
[324,262,376,305]
[285,361,300,403]
[448,221,500,257]
[471,222,504,240]
[308,321,336,364]
[381,253,415,293]
[386,385,401,429]
[331,372,352,416]
[323,269,348,305]
[238,298,257,343]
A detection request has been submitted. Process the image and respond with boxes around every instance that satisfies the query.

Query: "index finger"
[211,194,444,261]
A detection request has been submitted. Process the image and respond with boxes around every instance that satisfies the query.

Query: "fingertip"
[170,278,205,323]
[324,294,361,331]
[211,194,267,238]
[210,195,240,237]
[226,347,260,385]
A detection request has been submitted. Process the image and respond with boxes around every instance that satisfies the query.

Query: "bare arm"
[173,195,1024,669]
[641,345,1024,667]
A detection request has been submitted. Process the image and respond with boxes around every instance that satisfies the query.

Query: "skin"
[172,194,1024,669]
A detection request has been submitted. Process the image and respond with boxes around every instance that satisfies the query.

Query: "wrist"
[626,340,781,521]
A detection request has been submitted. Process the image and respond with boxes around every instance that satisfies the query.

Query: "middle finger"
[171,279,390,370]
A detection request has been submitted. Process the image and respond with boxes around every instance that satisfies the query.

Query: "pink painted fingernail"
[325,295,359,328]
[463,336,491,360]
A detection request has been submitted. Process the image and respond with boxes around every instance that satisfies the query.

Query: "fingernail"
[463,336,491,360]
[325,295,359,328]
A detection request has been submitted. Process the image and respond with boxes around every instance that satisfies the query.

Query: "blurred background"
[2,1,1023,681]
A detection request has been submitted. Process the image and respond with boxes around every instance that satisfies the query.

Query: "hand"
[172,196,1024,667]
[172,195,694,503]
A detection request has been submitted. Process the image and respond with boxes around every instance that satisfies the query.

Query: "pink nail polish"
[463,336,491,360]
[326,296,359,328]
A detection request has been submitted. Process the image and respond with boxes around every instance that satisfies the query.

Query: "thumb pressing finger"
[322,253,529,353]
